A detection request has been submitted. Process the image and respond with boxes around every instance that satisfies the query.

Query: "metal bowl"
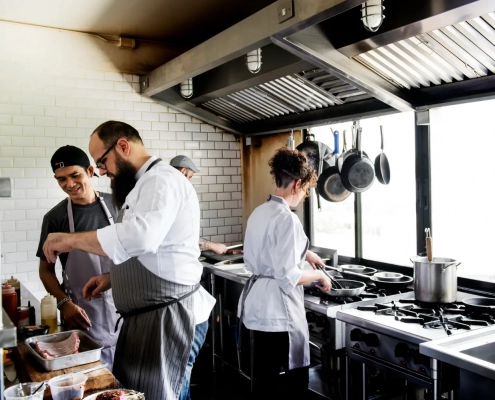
[340,264,367,272]
[373,272,404,282]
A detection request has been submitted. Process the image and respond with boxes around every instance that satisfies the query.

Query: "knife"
[226,244,243,250]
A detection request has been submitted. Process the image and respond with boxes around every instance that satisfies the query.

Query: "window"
[311,112,416,265]
[431,99,495,282]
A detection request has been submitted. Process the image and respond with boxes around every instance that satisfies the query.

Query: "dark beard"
[111,154,138,208]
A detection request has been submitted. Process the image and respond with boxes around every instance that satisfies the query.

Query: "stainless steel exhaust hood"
[142,0,495,136]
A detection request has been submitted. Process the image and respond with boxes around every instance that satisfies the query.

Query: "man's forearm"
[39,262,68,303]
[69,231,106,256]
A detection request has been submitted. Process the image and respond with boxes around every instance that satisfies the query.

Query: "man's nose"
[98,167,107,176]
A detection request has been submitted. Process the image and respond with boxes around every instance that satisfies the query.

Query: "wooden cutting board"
[13,343,116,399]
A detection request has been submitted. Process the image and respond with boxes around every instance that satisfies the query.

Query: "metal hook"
[425,228,431,239]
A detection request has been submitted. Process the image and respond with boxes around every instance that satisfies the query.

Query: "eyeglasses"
[95,140,119,170]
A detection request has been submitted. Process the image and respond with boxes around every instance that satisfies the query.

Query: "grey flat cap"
[170,155,200,173]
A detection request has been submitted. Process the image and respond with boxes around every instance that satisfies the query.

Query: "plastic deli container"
[3,382,46,400]
[48,373,88,400]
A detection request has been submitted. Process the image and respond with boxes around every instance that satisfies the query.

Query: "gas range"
[336,291,490,399]
[336,292,491,344]
[304,282,414,317]
[304,282,415,352]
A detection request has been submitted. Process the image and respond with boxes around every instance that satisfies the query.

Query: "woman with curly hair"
[238,147,332,399]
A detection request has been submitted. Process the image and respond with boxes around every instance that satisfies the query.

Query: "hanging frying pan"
[375,125,390,185]
[317,130,351,203]
[340,122,375,193]
[462,297,495,315]
[296,133,333,176]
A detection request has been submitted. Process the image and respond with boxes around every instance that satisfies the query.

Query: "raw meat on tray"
[35,331,80,359]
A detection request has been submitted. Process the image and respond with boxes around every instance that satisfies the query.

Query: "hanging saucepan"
[462,297,495,315]
[317,130,351,203]
[375,125,390,185]
[296,132,333,175]
[340,123,375,193]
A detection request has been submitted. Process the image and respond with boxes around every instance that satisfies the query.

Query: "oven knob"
[369,349,376,355]
[419,366,426,374]
[364,333,379,347]
[395,343,410,358]
[399,359,407,367]
[353,343,360,349]
[350,329,363,341]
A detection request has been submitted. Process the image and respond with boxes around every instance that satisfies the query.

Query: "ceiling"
[0,0,277,46]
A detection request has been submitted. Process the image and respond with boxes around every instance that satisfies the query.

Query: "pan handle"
[441,262,461,273]
[309,341,322,351]
[333,129,339,154]
[380,125,384,152]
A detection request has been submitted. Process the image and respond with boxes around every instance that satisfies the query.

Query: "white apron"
[239,195,310,370]
[64,194,120,370]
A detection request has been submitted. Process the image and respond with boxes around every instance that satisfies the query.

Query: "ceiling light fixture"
[246,48,262,74]
[361,0,385,33]
[180,78,193,99]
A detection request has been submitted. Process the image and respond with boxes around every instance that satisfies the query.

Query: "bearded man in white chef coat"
[42,120,215,400]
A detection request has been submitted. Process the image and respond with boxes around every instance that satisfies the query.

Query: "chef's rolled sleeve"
[97,224,130,265]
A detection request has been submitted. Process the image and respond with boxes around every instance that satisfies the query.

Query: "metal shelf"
[0,309,17,348]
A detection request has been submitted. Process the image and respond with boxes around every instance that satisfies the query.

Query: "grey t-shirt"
[36,192,119,268]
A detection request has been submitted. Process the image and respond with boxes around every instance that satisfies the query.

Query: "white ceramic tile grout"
[0,61,242,292]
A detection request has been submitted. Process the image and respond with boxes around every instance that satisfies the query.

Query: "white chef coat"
[239,195,308,332]
[97,156,215,324]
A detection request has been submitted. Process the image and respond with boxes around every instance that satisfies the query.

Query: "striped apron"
[64,194,120,370]
[110,158,199,400]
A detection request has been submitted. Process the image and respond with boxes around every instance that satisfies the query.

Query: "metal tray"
[25,330,103,371]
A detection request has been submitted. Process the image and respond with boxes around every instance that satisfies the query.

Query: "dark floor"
[189,343,328,400]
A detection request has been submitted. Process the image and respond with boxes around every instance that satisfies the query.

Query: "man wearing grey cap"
[36,145,120,370]
[170,155,229,255]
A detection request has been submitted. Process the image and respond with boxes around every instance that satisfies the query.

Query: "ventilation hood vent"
[143,1,495,136]
[200,69,371,123]
[354,12,495,90]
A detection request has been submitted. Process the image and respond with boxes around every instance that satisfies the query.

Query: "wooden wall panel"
[240,131,303,235]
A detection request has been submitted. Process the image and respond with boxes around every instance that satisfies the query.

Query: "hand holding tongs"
[425,228,432,262]
[316,264,342,290]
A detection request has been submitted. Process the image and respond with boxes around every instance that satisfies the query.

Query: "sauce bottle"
[41,295,58,334]
[7,276,21,307]
[2,283,18,326]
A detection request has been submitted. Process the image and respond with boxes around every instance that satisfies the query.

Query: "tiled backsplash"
[0,61,242,298]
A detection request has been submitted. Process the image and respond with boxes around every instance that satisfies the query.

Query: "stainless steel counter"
[420,325,495,381]
[202,263,330,315]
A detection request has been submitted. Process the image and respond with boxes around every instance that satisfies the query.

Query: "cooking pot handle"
[441,262,461,273]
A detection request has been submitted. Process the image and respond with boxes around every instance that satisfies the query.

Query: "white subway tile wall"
[0,61,242,297]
